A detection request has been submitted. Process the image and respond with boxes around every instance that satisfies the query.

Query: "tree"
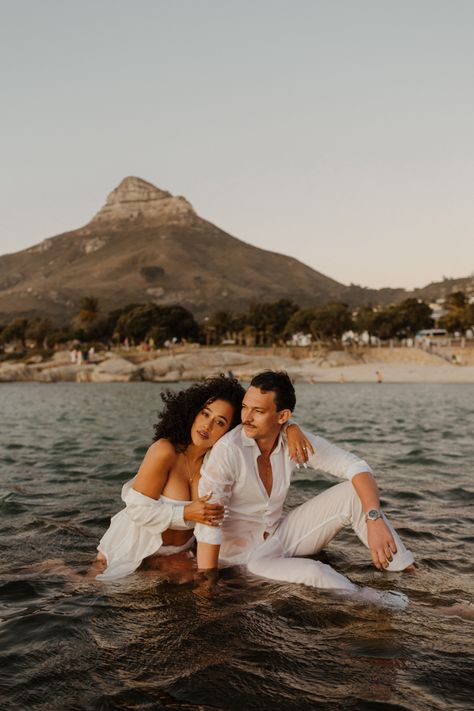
[445,291,466,310]
[371,299,433,339]
[438,291,472,333]
[116,303,199,345]
[1,317,29,348]
[78,296,100,327]
[247,299,299,342]
[148,305,199,345]
[25,318,53,349]
[354,306,376,335]
[371,309,399,340]
[82,306,140,343]
[283,308,315,338]
[437,312,464,333]
[284,303,353,342]
[207,310,237,341]
[47,326,75,346]
[309,303,353,341]
[392,298,433,337]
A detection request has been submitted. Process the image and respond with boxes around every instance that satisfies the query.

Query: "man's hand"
[286,424,315,467]
[183,494,224,526]
[367,518,397,570]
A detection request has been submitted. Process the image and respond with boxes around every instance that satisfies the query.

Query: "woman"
[95,375,312,580]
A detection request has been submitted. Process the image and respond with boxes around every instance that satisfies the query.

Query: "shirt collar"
[239,425,285,454]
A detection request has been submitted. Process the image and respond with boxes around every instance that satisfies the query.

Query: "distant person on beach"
[94,376,310,580]
[196,371,415,607]
[376,370,383,383]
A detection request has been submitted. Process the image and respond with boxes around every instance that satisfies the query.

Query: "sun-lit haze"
[1,0,473,290]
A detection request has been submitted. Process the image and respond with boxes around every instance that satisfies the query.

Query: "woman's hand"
[286,423,315,467]
[183,494,224,526]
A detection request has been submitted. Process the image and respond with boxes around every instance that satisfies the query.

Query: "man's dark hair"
[250,370,296,412]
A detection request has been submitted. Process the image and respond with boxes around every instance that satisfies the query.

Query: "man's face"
[241,386,290,441]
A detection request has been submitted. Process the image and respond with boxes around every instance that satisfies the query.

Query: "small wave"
[432,487,474,503]
[0,580,43,602]
[33,517,93,537]
[394,490,424,501]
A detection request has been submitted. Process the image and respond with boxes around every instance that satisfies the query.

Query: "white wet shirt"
[194,424,373,566]
[97,479,193,580]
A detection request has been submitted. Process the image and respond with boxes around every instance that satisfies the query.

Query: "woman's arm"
[133,440,224,526]
[286,423,315,465]
[122,440,189,531]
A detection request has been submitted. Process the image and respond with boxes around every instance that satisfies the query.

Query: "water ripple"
[0,382,472,710]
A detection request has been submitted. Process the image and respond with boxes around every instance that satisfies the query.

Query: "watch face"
[367,509,381,520]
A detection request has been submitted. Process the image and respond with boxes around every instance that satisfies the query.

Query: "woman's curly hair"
[153,375,245,452]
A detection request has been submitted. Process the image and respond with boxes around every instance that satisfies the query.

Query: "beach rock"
[157,369,184,383]
[89,355,142,382]
[51,350,73,363]
[76,369,92,382]
[26,355,43,364]
[36,365,85,382]
[141,355,184,381]
[141,350,252,382]
[0,362,32,381]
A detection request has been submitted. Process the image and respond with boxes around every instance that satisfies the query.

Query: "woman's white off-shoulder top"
[96,478,194,580]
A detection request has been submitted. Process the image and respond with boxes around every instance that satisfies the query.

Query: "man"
[195,371,414,603]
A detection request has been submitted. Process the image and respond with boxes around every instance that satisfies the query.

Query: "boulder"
[141,350,252,382]
[36,365,84,382]
[142,356,184,381]
[89,356,142,382]
[0,362,32,381]
[51,350,73,363]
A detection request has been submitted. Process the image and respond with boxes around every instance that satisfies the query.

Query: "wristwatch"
[365,508,383,522]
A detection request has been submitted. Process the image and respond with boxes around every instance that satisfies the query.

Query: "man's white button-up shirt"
[195,424,373,566]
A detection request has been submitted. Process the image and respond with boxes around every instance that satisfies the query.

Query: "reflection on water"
[0,383,473,710]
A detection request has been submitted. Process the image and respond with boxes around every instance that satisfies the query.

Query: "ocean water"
[0,382,473,711]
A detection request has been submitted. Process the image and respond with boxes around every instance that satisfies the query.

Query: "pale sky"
[1,0,473,290]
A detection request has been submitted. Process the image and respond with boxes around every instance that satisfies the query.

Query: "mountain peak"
[88,176,195,227]
[113,176,172,200]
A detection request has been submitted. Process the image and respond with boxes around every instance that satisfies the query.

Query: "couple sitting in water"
[96,371,414,606]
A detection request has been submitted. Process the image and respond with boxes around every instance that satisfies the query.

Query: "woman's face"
[190,399,234,449]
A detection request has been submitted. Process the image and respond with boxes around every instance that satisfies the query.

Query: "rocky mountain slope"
[0,176,469,323]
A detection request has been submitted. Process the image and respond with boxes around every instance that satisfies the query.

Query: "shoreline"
[1,346,474,384]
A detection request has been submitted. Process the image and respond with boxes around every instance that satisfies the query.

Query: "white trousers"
[246,481,414,592]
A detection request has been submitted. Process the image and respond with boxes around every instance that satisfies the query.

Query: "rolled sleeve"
[306,433,374,481]
[122,483,193,532]
[169,503,194,530]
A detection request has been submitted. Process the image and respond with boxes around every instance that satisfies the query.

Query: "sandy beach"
[300,361,474,383]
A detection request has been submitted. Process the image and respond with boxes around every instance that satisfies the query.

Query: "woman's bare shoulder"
[134,439,179,496]
[144,439,179,466]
